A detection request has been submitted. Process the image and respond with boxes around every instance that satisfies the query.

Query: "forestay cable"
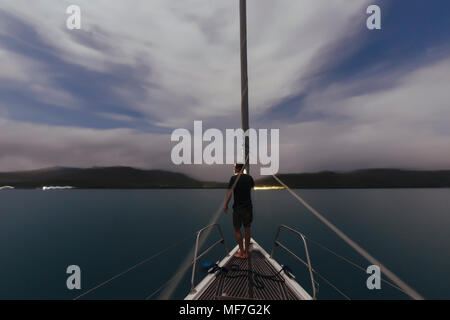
[272,174,424,300]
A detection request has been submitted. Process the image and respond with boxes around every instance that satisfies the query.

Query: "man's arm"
[224,176,235,212]
[224,189,232,212]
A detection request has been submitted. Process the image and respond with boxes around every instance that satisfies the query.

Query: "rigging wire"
[145,276,180,300]
[72,233,194,300]
[271,238,351,300]
[305,235,407,295]
[271,174,424,300]
[275,232,399,300]
[311,270,351,300]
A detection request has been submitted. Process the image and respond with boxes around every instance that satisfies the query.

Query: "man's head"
[234,163,245,174]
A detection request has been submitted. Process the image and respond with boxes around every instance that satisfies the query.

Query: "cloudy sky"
[0,0,449,180]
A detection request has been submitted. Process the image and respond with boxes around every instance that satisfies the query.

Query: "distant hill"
[1,167,450,189]
[256,169,450,189]
[0,166,226,189]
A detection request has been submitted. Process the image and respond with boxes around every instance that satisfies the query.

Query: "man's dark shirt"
[228,174,255,209]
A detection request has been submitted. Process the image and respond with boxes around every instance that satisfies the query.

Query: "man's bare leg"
[234,228,245,258]
[243,227,251,258]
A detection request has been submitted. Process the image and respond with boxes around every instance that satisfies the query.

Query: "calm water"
[0,189,449,300]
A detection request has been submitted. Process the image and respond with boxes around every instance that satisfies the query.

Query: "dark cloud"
[0,9,165,132]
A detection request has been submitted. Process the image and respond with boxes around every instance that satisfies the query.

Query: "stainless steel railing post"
[190,223,229,293]
[270,224,317,299]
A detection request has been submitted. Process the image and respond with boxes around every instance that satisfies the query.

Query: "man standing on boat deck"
[224,163,255,259]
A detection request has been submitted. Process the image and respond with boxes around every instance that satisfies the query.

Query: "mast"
[239,0,250,173]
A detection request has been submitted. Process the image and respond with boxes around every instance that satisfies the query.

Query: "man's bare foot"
[234,250,246,259]
[242,251,249,259]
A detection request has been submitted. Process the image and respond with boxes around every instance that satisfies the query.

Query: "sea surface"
[0,189,449,300]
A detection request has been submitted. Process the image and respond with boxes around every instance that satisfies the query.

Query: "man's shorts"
[232,206,253,229]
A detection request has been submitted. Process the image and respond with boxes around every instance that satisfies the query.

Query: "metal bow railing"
[270,224,317,299]
[190,223,229,293]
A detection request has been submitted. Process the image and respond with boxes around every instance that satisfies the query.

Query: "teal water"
[0,189,449,300]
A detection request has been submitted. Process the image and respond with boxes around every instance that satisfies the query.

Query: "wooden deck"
[197,247,301,300]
